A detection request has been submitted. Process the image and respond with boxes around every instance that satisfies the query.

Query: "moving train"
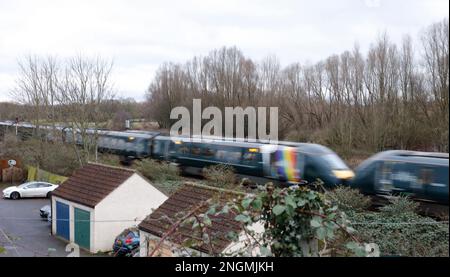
[0,120,354,187]
[1,121,448,206]
[351,150,449,205]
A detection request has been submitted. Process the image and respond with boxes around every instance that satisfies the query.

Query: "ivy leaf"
[285,204,295,216]
[310,216,323,228]
[207,205,216,215]
[327,213,336,220]
[260,246,272,257]
[235,214,251,223]
[346,226,356,233]
[328,205,338,212]
[285,195,297,209]
[220,205,229,215]
[346,242,366,257]
[316,227,327,240]
[192,220,200,229]
[326,228,335,239]
[227,231,239,241]
[203,215,212,226]
[251,198,263,211]
[297,199,307,207]
[242,198,253,209]
[306,191,317,200]
[272,204,286,215]
[345,241,359,250]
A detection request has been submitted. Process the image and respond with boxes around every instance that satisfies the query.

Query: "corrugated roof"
[52,163,136,208]
[138,183,245,255]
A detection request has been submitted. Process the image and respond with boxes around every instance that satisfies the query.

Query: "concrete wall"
[94,173,168,252]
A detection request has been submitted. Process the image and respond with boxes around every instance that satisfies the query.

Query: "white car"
[2,181,59,200]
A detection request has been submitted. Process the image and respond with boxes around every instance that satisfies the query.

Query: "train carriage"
[351,150,449,205]
[157,136,354,187]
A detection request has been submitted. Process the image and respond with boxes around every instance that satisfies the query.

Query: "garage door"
[56,201,70,240]
[74,208,90,250]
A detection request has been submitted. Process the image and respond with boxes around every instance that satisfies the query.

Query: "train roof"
[1,120,337,155]
[366,150,449,166]
[154,135,335,154]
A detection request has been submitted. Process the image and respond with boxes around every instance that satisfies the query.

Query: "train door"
[297,152,305,179]
[374,160,395,193]
[240,148,263,176]
[262,146,301,183]
[390,162,416,196]
[152,139,169,160]
[417,165,448,204]
[261,144,277,179]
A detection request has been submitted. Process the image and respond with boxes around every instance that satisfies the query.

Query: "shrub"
[97,154,122,167]
[349,211,449,257]
[134,159,181,182]
[133,159,183,195]
[379,195,419,216]
[326,186,372,213]
[202,164,236,189]
[0,136,79,176]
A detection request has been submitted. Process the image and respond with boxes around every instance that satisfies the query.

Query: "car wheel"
[10,192,20,200]
[46,192,52,198]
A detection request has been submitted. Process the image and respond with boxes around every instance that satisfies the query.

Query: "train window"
[419,168,433,185]
[153,141,161,154]
[242,152,261,163]
[203,147,216,157]
[243,152,258,161]
[243,152,261,167]
[216,150,242,163]
[191,146,202,156]
[177,145,190,154]
[136,141,145,153]
[324,154,348,170]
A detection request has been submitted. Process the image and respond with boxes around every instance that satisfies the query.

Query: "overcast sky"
[0,0,448,102]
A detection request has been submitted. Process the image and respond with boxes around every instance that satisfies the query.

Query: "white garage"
[51,163,168,253]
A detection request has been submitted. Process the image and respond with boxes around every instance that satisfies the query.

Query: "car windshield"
[324,154,348,170]
[18,183,32,188]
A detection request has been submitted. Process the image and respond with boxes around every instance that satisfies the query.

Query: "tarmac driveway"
[0,196,102,257]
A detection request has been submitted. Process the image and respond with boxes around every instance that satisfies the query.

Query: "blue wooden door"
[56,201,70,240]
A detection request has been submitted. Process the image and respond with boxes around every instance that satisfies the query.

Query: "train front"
[299,144,355,187]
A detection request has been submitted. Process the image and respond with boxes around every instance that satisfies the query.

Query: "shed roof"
[138,183,246,255]
[52,163,136,208]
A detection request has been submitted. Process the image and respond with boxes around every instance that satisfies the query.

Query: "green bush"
[202,164,236,189]
[325,186,372,213]
[0,136,79,176]
[134,159,181,182]
[97,154,122,167]
[349,211,449,257]
[133,159,182,195]
[378,195,419,215]
[326,192,448,257]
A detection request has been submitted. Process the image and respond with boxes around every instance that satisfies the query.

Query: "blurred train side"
[151,136,354,186]
[351,150,449,205]
[4,120,447,205]
[0,121,353,187]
